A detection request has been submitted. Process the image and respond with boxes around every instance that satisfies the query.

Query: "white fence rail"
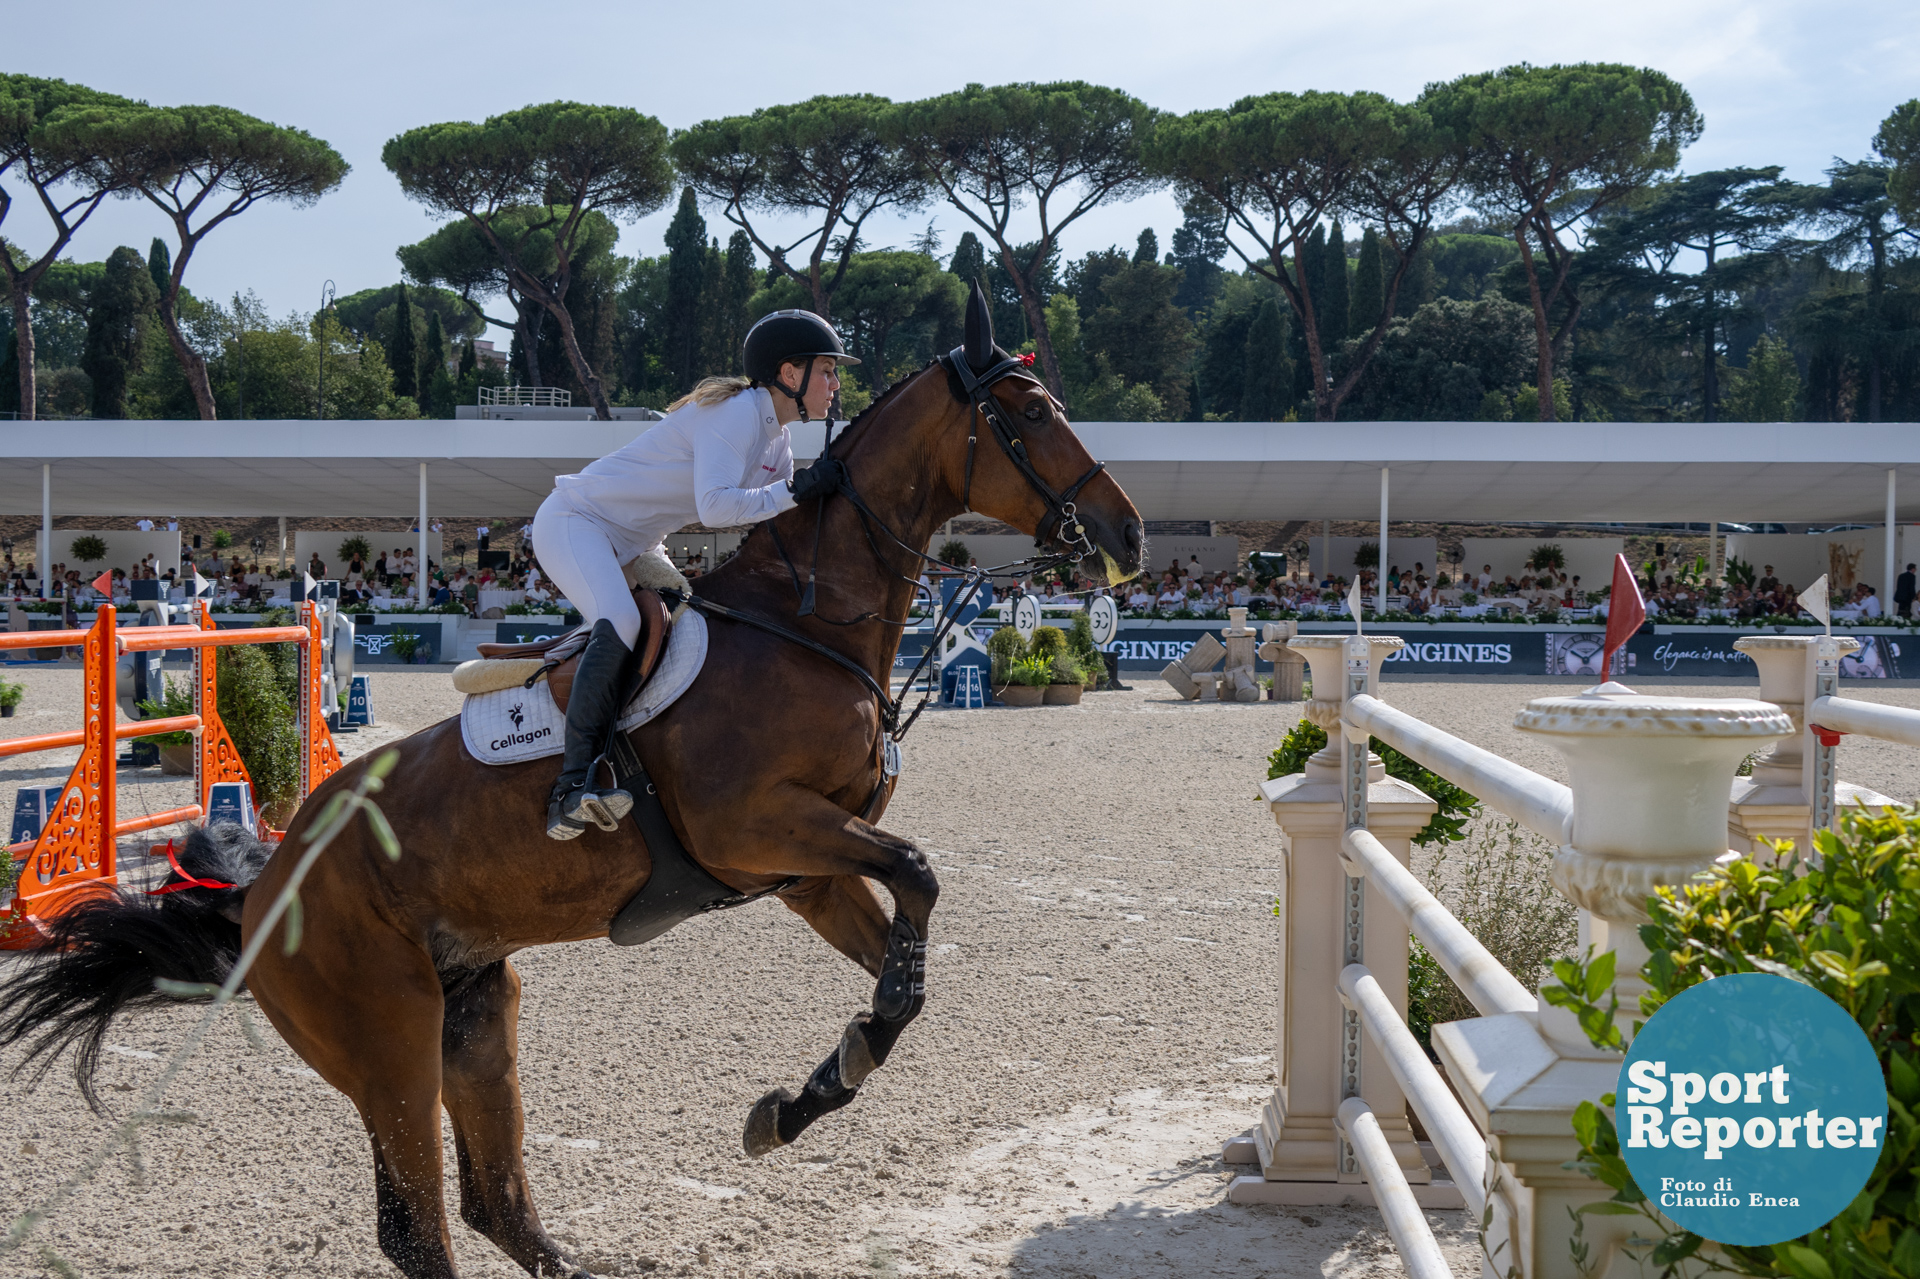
[1232,630,1873,1277]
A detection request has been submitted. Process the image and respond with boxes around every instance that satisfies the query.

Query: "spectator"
[1155,578,1185,611]
[1125,582,1154,610]
[1897,563,1916,620]
[1858,584,1884,618]
[477,523,491,552]
[1757,565,1779,593]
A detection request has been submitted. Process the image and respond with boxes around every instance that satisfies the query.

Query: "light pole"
[316,280,336,420]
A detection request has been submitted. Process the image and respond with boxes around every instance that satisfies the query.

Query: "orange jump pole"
[1,607,118,948]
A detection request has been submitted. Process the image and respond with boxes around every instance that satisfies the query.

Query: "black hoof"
[743,1088,790,1158]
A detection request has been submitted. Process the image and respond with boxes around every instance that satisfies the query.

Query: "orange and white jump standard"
[0,602,340,948]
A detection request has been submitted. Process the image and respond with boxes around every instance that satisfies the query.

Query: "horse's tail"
[0,822,273,1112]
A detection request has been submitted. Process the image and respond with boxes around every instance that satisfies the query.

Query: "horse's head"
[941,283,1144,585]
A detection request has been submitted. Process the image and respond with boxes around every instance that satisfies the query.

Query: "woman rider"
[531,310,856,839]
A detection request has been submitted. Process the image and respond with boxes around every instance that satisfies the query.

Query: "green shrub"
[0,677,22,711]
[337,535,373,564]
[1010,654,1054,687]
[217,639,300,814]
[1525,543,1566,573]
[1354,541,1379,570]
[210,528,233,550]
[135,674,195,744]
[1028,626,1067,662]
[988,626,1027,686]
[1267,718,1480,847]
[69,535,107,563]
[937,539,969,568]
[1548,807,1920,1279]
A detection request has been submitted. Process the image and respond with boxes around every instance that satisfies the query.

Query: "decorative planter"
[0,704,14,718]
[158,742,195,775]
[998,685,1045,707]
[1043,683,1083,705]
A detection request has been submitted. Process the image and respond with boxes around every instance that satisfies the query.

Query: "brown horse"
[0,301,1143,1278]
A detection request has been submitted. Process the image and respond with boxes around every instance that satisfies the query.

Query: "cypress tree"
[458,338,477,380]
[1320,221,1350,348]
[948,231,987,289]
[389,284,418,399]
[81,245,158,419]
[663,187,707,392]
[1133,227,1159,265]
[723,231,755,374]
[1396,245,1436,317]
[1351,227,1384,339]
[420,309,447,414]
[1243,296,1294,421]
[147,238,171,299]
[698,237,730,376]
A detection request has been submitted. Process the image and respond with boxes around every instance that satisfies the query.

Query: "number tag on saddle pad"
[459,610,710,766]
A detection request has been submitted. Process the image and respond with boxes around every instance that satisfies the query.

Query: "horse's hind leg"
[441,959,588,1279]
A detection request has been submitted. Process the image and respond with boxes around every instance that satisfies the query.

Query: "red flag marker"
[1599,553,1646,683]
[91,569,113,597]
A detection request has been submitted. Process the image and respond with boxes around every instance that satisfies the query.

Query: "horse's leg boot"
[545,619,637,841]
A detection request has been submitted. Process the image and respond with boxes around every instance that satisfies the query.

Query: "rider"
[530,310,858,839]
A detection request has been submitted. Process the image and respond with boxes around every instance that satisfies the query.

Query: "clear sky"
[7,0,1915,341]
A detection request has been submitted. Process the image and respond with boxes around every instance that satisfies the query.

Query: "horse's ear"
[964,279,994,370]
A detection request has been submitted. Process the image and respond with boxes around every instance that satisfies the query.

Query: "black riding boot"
[545,619,637,840]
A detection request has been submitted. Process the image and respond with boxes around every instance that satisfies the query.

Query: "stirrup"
[546,793,588,841]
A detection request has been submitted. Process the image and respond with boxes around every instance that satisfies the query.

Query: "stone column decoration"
[1730,635,1888,858]
[1432,689,1791,1278]
[1228,633,1448,1207]
[1219,606,1260,701]
[1258,620,1304,701]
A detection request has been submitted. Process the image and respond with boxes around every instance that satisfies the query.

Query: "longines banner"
[898,623,1907,677]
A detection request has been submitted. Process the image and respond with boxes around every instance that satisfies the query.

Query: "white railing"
[1810,694,1920,749]
[1235,630,1811,1277]
[477,385,572,408]
[1346,692,1573,844]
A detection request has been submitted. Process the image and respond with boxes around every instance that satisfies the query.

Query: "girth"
[605,729,796,947]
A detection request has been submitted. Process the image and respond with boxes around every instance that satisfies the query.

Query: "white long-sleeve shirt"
[549,387,799,562]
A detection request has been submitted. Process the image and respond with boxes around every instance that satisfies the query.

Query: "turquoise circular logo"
[1619,973,1885,1245]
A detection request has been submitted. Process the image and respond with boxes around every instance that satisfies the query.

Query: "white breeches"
[532,494,644,647]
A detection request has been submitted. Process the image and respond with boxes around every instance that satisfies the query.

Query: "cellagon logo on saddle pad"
[1618,972,1885,1245]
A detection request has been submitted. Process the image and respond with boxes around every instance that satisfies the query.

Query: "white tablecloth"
[478,589,525,612]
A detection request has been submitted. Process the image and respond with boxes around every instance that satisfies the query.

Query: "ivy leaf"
[1650,1233,1703,1265]
[1772,1243,1836,1279]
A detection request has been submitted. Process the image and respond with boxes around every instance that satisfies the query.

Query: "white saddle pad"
[460,609,708,765]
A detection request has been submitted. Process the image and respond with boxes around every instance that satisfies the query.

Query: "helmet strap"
[770,359,815,423]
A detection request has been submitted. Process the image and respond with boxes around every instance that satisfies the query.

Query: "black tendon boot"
[545,619,638,840]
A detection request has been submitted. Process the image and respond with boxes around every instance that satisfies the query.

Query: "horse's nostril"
[1123,520,1143,554]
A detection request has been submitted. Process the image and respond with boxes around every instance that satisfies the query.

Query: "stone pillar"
[1219,606,1260,701]
[1730,635,1888,857]
[1230,634,1447,1207]
[1431,689,1791,1277]
[1259,620,1304,701]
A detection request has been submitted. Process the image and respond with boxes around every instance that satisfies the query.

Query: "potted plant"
[0,676,22,719]
[137,674,197,774]
[987,626,1027,698]
[999,655,1050,706]
[1043,651,1086,704]
[1525,543,1566,574]
[391,631,422,664]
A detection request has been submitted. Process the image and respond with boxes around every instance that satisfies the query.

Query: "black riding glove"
[788,458,848,503]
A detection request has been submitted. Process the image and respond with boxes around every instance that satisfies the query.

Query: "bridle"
[946,347,1106,561]
[674,350,1113,766]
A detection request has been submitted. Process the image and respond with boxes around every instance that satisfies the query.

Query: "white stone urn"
[1287,634,1403,773]
[1514,688,1792,1045]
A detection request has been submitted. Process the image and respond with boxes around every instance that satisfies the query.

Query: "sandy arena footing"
[1,666,1914,1277]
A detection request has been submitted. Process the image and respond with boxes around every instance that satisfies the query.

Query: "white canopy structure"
[7,419,1919,524]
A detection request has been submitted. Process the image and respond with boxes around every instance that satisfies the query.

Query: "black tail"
[0,822,272,1111]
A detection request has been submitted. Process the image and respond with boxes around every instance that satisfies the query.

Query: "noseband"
[943,347,1107,561]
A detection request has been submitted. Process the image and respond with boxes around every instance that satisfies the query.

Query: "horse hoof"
[743,1088,791,1158]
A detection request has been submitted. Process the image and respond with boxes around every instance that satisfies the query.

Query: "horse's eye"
[1024,403,1045,422]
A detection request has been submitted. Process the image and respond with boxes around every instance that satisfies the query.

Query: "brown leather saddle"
[474,586,672,714]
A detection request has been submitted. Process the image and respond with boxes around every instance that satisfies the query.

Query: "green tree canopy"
[890,82,1160,400]
[47,101,348,419]
[1150,90,1460,420]
[825,250,964,393]
[384,101,672,418]
[672,95,922,322]
[1421,62,1701,420]
[0,74,141,420]
[1877,100,1920,228]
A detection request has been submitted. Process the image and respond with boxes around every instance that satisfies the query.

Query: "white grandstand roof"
[5,419,1919,523]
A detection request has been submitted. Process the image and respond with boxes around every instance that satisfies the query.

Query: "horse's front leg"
[696,791,936,1155]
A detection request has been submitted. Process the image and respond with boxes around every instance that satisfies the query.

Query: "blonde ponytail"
[667,376,752,412]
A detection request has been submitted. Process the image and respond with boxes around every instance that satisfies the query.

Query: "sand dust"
[0,663,1914,1278]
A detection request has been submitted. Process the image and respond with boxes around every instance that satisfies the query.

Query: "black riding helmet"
[743,309,859,422]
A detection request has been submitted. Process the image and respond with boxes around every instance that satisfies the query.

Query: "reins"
[689,349,1102,754]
